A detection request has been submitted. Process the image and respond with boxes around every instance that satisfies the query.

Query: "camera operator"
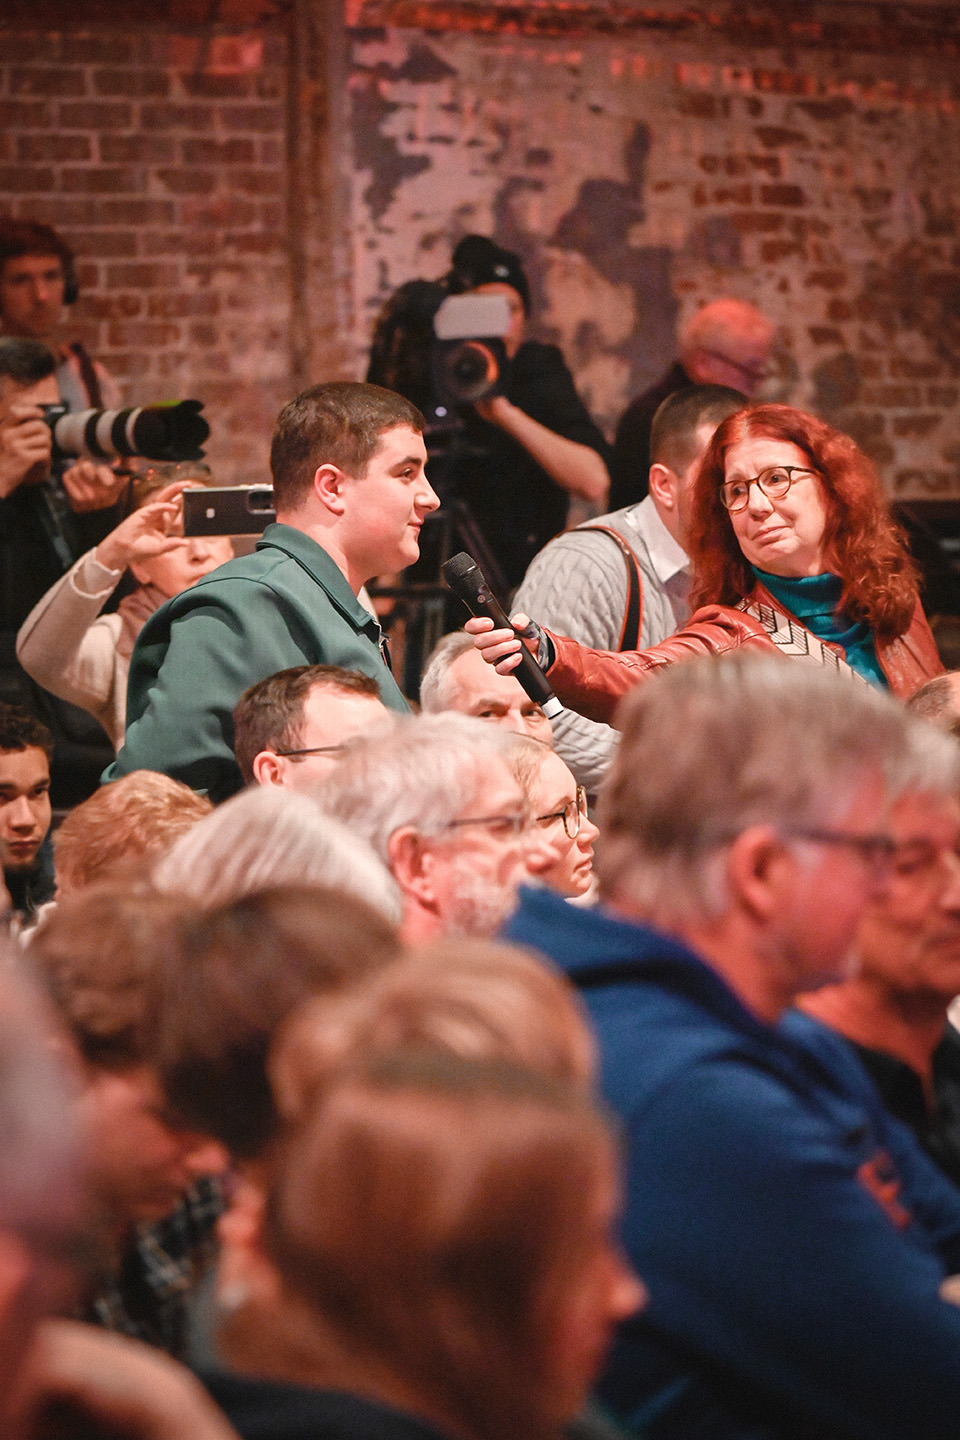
[0,339,130,801]
[0,219,128,516]
[369,236,611,592]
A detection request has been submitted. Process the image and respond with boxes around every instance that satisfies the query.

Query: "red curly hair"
[687,404,918,641]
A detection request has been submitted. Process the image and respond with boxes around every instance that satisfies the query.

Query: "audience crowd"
[5,216,960,1440]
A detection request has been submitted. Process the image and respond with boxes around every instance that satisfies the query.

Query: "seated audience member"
[26,887,229,1359]
[0,944,242,1440]
[0,702,53,923]
[514,384,744,793]
[273,937,597,1122]
[799,781,960,1186]
[203,1051,642,1440]
[150,886,401,1166]
[17,466,233,749]
[419,630,553,744]
[609,297,774,508]
[315,713,544,941]
[54,770,212,898]
[506,653,960,1440]
[509,736,599,901]
[907,671,960,739]
[233,664,389,790]
[153,785,402,924]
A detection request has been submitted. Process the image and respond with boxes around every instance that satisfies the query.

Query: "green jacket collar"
[257,523,379,634]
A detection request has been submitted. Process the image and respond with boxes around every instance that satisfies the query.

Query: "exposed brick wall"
[0,27,291,484]
[347,11,960,497]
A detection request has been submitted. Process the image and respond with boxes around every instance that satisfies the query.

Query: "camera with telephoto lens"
[430,293,512,410]
[39,400,209,463]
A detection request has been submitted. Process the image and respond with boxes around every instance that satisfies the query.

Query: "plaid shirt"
[85,1175,224,1358]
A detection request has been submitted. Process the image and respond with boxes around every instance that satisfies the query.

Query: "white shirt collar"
[633,495,690,584]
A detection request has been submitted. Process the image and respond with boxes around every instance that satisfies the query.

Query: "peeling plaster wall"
[348,26,960,496]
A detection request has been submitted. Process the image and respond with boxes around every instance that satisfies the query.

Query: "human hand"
[28,1319,241,1440]
[0,403,53,499]
[94,484,187,573]
[464,610,540,675]
[62,459,131,513]
[472,394,513,426]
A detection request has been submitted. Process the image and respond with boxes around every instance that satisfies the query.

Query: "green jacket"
[105,523,409,801]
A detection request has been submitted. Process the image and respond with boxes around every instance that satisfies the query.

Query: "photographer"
[369,236,611,591]
[0,338,131,800]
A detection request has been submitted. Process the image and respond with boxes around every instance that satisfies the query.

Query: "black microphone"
[441,552,564,720]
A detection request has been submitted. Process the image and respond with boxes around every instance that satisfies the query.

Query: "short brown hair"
[53,771,212,896]
[269,381,424,512]
[153,886,400,1158]
[233,665,382,784]
[27,886,196,1071]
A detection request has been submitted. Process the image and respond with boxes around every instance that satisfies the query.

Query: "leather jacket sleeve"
[545,606,777,726]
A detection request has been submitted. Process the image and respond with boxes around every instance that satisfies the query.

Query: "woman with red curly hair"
[468,403,943,722]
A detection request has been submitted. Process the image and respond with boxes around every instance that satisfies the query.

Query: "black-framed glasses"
[719,465,820,514]
[274,745,347,759]
[700,348,769,388]
[786,828,897,877]
[442,811,530,840]
[536,786,588,840]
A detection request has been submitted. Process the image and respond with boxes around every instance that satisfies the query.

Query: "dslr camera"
[40,400,209,463]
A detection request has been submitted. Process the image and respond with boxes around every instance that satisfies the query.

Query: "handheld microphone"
[441,552,565,720]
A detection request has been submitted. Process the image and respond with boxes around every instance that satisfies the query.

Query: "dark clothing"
[609,362,690,510]
[846,1024,960,1190]
[86,1176,223,1359]
[0,482,122,804]
[450,341,610,591]
[199,1375,456,1440]
[4,830,54,923]
[506,885,960,1440]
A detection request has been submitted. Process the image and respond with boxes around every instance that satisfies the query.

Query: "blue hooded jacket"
[506,886,960,1440]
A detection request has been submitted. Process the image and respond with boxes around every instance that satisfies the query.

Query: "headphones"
[61,250,79,307]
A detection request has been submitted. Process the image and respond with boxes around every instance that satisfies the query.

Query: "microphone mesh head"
[441,552,479,585]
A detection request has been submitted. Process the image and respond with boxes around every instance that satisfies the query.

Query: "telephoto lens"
[44,400,209,463]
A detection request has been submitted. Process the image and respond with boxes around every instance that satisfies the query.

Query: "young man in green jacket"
[106,382,438,802]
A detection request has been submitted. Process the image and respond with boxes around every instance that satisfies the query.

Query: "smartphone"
[182,485,276,536]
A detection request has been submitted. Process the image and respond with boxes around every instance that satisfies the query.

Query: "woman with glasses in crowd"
[509,737,599,903]
[469,404,943,715]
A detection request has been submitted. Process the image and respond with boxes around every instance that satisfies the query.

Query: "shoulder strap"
[67,341,104,410]
[585,524,644,651]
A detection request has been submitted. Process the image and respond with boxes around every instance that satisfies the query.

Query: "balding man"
[610,297,774,508]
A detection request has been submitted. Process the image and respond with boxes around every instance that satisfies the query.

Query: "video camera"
[39,400,209,463]
[430,293,512,412]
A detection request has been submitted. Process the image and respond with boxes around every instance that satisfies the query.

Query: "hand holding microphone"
[441,552,564,719]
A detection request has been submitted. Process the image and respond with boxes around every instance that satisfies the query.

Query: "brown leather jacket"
[545,582,943,727]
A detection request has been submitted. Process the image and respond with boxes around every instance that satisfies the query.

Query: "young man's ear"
[312,463,347,516]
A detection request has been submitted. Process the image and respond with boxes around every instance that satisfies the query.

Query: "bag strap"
[585,524,644,652]
[66,341,104,410]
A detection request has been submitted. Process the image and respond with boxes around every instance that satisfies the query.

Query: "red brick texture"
[0,27,292,484]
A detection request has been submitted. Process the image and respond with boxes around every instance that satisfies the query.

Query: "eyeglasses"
[536,786,588,840]
[786,828,897,877]
[442,811,530,840]
[700,348,769,388]
[274,745,347,759]
[719,465,821,514]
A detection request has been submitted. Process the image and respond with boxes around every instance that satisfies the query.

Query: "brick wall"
[347,6,960,497]
[0,26,292,484]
